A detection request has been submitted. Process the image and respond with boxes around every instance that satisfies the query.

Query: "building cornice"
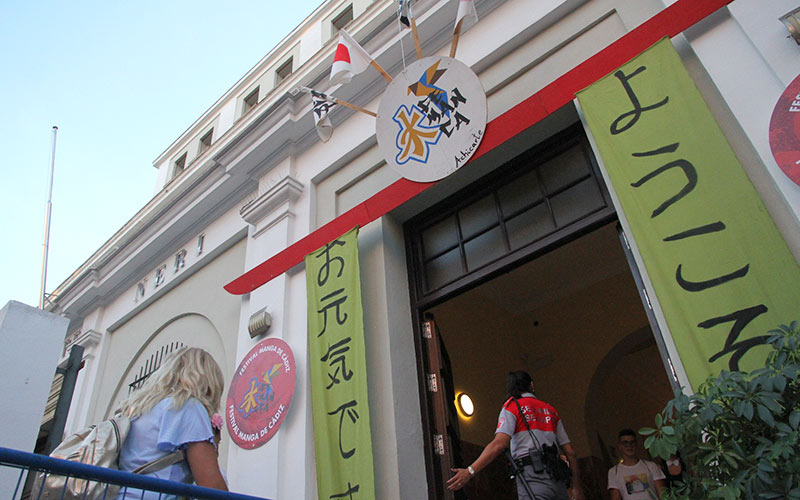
[153,0,398,166]
[241,175,305,236]
[51,0,567,320]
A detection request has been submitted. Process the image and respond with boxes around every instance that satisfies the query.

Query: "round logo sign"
[226,338,295,449]
[376,56,487,182]
[769,72,800,187]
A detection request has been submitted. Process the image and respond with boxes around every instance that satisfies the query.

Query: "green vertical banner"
[305,226,375,500]
[577,38,800,388]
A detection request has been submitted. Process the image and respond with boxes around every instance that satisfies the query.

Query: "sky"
[0,0,323,309]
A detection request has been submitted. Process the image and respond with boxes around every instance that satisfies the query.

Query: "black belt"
[515,455,549,476]
[515,455,535,468]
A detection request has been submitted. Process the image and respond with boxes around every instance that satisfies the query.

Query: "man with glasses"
[607,429,665,500]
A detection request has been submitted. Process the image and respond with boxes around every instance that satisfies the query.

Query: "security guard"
[447,371,584,500]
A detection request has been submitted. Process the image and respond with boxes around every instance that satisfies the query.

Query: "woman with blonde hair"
[116,347,228,499]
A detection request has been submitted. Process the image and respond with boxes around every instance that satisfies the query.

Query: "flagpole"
[371,60,393,83]
[410,18,423,59]
[301,88,378,118]
[39,125,58,309]
[450,19,464,58]
[338,100,378,117]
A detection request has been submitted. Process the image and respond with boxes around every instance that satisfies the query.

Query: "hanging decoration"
[300,0,487,182]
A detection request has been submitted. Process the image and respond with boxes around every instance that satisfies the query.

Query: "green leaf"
[757,404,776,427]
[761,396,783,414]
[773,374,787,393]
[790,410,800,430]
[640,319,800,498]
[743,402,754,420]
[711,485,739,500]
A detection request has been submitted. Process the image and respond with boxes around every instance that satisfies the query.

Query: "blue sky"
[0,0,322,309]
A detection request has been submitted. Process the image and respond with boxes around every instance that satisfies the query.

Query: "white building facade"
[49,0,800,499]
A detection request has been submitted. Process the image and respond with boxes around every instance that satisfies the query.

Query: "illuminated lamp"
[456,392,474,418]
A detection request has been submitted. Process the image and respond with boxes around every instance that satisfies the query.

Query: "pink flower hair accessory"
[211,413,223,431]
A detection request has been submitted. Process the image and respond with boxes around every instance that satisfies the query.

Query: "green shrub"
[640,321,800,500]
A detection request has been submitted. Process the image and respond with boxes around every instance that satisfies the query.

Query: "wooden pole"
[371,60,393,83]
[450,19,464,59]
[337,99,378,117]
[410,17,423,59]
[302,87,378,117]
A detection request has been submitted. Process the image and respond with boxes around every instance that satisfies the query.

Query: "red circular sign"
[226,338,296,449]
[769,73,800,186]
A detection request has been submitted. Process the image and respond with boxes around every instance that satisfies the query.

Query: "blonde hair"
[120,347,224,418]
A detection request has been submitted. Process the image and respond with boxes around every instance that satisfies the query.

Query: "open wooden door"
[421,314,468,500]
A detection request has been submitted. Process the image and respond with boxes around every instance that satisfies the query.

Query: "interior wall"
[427,222,671,461]
[586,332,673,467]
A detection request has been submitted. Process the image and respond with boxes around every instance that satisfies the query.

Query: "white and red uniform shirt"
[496,392,570,459]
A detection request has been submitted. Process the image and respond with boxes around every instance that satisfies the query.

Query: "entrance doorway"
[426,222,673,499]
[405,125,675,499]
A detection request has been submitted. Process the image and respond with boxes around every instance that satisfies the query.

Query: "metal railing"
[0,447,271,500]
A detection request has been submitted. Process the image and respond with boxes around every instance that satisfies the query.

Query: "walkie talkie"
[529,447,545,474]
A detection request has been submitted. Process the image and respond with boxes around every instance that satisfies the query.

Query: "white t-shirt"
[607,459,665,500]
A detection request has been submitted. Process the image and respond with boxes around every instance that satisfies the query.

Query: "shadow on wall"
[583,326,674,496]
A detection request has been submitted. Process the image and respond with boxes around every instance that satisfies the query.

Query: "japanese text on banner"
[305,226,375,500]
[577,38,800,388]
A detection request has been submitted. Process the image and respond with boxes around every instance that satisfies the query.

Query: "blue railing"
[0,447,271,500]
